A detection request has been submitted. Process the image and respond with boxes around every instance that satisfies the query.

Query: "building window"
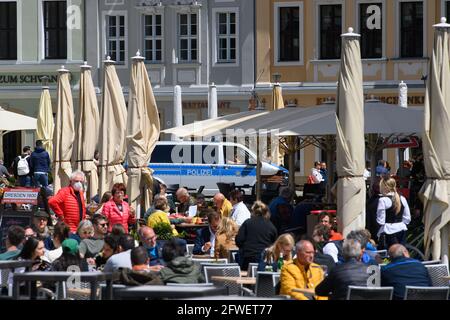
[217,12,237,63]
[179,13,198,62]
[360,3,382,59]
[106,15,126,63]
[0,2,17,60]
[278,6,300,62]
[44,1,67,59]
[400,1,423,58]
[320,4,342,60]
[144,14,163,63]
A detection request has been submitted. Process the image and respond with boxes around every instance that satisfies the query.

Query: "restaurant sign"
[0,72,80,86]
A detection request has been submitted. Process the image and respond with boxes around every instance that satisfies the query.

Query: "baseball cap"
[34,210,50,219]
[62,239,79,256]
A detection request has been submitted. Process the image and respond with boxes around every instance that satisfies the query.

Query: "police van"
[149,141,288,197]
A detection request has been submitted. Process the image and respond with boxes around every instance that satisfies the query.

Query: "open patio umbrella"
[126,52,160,217]
[98,57,128,198]
[335,28,366,236]
[36,84,54,160]
[0,107,37,160]
[73,62,100,201]
[53,66,75,194]
[420,18,450,260]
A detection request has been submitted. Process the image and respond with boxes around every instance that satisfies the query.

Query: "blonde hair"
[379,178,401,214]
[216,217,239,241]
[251,201,271,219]
[264,233,295,263]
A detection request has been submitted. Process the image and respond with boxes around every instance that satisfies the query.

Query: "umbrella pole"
[288,136,296,196]
[442,223,449,264]
[256,135,261,202]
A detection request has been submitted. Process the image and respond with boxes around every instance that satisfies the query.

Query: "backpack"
[17,155,30,176]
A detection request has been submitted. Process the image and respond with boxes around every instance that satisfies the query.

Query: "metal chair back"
[425,264,449,287]
[346,286,394,300]
[255,272,280,297]
[204,265,241,296]
[404,286,449,300]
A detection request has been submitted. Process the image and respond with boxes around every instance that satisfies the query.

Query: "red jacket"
[101,199,136,233]
[48,186,86,233]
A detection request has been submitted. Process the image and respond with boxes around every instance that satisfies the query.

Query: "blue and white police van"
[149,141,288,196]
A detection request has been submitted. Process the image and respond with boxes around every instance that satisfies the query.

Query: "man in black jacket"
[315,239,370,300]
[381,244,431,299]
[193,210,221,255]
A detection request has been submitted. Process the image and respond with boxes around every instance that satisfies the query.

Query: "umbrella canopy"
[335,28,366,236]
[276,102,424,136]
[0,106,37,132]
[36,86,54,160]
[126,52,160,216]
[0,106,37,159]
[53,67,75,194]
[162,110,268,138]
[98,57,128,197]
[420,18,450,260]
[73,62,100,201]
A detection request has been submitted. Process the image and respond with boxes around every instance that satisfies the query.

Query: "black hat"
[34,210,50,219]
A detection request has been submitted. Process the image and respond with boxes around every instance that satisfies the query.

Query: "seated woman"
[214,217,239,260]
[147,197,179,236]
[70,220,94,244]
[258,233,295,272]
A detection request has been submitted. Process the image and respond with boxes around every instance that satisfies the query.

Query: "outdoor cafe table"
[12,271,118,300]
[210,276,256,286]
[114,285,228,300]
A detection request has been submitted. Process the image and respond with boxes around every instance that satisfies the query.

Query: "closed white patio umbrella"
[98,57,128,197]
[73,62,100,201]
[420,18,450,261]
[36,83,54,160]
[335,28,366,236]
[126,52,160,217]
[53,66,75,194]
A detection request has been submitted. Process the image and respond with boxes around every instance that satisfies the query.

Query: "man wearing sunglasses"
[79,214,108,259]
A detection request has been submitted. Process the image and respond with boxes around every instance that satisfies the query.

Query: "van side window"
[223,147,253,165]
[150,145,175,163]
[192,145,219,164]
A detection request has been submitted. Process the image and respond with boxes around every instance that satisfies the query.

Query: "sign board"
[384,137,419,149]
[1,188,40,205]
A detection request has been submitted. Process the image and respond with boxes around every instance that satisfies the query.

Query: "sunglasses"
[99,223,108,227]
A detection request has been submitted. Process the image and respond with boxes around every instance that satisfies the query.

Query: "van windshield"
[223,146,256,165]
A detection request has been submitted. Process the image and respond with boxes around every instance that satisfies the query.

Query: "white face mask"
[72,181,84,191]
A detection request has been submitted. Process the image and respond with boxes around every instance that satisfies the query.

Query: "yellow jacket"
[220,199,233,218]
[280,260,327,300]
[147,210,179,236]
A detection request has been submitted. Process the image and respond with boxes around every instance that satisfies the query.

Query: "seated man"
[103,234,136,272]
[193,210,221,256]
[280,240,327,300]
[138,226,165,271]
[176,188,195,216]
[118,247,164,286]
[315,239,370,300]
[0,226,25,261]
[213,193,233,218]
[159,238,204,284]
[381,244,431,300]
[229,190,251,227]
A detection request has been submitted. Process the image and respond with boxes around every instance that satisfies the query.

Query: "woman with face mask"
[101,183,136,234]
[48,171,87,233]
